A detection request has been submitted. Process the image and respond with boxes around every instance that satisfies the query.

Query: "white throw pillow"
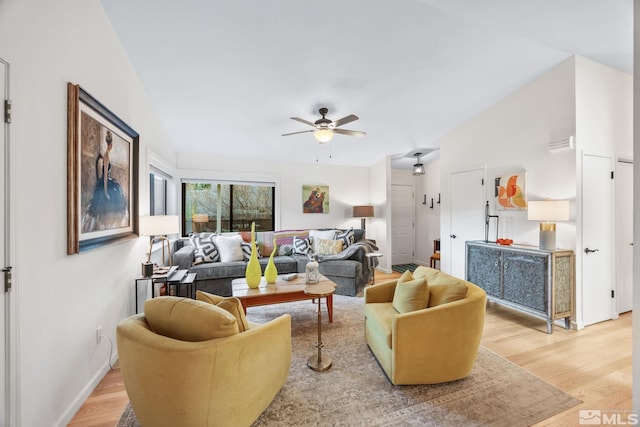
[213,234,244,262]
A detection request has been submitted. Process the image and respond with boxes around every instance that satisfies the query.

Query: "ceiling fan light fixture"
[412,152,425,176]
[314,128,334,143]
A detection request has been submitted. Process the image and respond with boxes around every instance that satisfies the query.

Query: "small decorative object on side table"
[304,283,336,372]
[306,257,319,284]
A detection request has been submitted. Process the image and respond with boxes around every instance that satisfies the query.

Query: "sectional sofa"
[172,228,378,297]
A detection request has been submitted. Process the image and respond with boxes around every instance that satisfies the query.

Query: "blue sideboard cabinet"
[465,241,574,334]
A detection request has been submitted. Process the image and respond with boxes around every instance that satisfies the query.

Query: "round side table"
[304,283,336,372]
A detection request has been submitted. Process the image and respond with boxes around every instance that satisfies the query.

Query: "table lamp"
[527,200,569,250]
[139,215,180,275]
[353,205,374,233]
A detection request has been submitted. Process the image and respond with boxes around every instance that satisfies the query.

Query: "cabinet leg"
[546,321,553,334]
[564,317,571,330]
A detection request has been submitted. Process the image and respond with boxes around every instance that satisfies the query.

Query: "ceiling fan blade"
[290,117,316,127]
[282,129,314,136]
[332,114,359,128]
[333,128,366,137]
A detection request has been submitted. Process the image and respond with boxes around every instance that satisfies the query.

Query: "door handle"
[450,234,457,239]
[584,248,599,254]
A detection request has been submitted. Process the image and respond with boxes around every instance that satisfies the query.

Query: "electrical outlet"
[96,325,103,344]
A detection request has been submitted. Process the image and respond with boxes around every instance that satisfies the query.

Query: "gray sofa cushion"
[258,256,297,274]
[319,260,361,278]
[188,261,248,280]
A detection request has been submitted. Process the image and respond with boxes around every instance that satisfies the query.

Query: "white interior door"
[391,184,414,265]
[0,57,7,426]
[616,160,633,314]
[582,154,614,325]
[449,168,485,279]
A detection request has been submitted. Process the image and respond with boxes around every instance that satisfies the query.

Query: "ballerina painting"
[81,127,129,232]
[67,82,139,254]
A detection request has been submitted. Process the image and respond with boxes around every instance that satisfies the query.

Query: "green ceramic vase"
[264,237,278,284]
[245,222,261,289]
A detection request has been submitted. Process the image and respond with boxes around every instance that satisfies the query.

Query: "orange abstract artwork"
[495,173,527,211]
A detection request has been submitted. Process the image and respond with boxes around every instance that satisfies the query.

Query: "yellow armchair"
[364,267,486,385]
[116,296,291,427]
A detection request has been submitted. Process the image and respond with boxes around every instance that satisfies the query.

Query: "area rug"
[118,295,580,427]
[391,263,420,274]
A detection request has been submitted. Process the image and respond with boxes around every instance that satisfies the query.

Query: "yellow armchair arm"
[364,280,397,303]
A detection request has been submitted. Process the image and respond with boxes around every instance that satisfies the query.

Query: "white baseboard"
[54,350,119,427]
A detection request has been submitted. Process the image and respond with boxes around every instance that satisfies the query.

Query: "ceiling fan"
[282,107,366,143]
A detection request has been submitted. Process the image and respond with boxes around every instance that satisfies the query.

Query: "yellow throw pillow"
[398,270,414,283]
[392,278,429,314]
[196,291,250,332]
[413,266,437,282]
[314,238,344,255]
[428,282,468,307]
[144,296,239,341]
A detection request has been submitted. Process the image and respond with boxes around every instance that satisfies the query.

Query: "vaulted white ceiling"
[100,0,632,169]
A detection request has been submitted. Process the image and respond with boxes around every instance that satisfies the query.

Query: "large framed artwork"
[302,185,330,214]
[67,83,139,254]
[494,171,527,211]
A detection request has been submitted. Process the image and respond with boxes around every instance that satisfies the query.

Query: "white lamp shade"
[139,215,179,236]
[527,200,570,221]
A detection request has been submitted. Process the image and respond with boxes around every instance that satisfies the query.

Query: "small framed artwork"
[495,172,527,211]
[67,83,139,254]
[302,185,330,214]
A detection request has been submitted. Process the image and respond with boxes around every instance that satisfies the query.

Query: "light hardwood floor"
[68,271,632,426]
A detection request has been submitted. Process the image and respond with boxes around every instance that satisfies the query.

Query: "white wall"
[632,0,639,411]
[439,58,577,274]
[576,56,634,157]
[0,0,176,425]
[370,157,391,272]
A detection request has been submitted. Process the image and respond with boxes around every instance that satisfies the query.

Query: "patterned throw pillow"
[189,233,220,264]
[241,242,262,261]
[274,230,309,256]
[292,236,312,255]
[314,238,344,255]
[335,228,355,248]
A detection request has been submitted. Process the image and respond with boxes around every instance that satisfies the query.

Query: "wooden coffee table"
[231,274,336,322]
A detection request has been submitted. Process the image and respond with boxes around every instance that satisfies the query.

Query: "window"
[182,181,275,235]
[150,166,169,215]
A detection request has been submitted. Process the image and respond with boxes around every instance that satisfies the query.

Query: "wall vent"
[549,136,574,153]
